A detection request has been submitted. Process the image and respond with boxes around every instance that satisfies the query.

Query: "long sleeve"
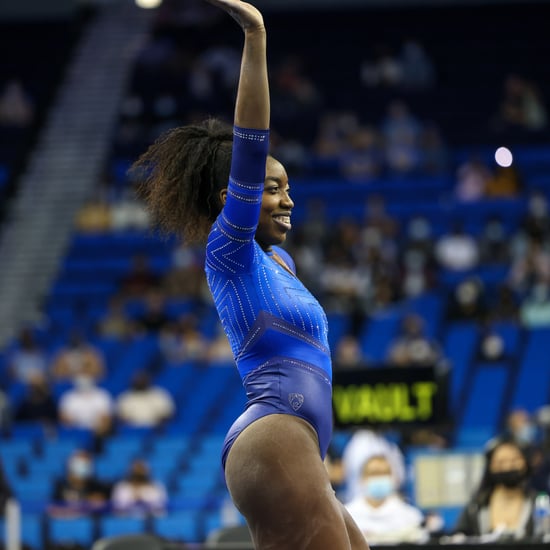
[206,126,269,274]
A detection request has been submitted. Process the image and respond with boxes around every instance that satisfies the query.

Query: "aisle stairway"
[0,0,153,347]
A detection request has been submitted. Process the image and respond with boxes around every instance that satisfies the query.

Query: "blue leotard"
[205,126,333,469]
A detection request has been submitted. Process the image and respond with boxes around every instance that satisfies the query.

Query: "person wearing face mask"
[345,454,428,544]
[111,459,167,516]
[49,450,111,517]
[453,437,537,539]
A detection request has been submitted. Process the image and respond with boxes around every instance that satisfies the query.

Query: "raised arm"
[206,0,269,130]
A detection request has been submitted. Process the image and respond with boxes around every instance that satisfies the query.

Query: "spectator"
[445,277,488,323]
[489,284,519,323]
[475,325,508,364]
[479,216,510,265]
[454,157,492,202]
[484,165,522,199]
[361,44,403,89]
[96,296,135,340]
[521,191,550,243]
[342,428,406,502]
[0,388,10,434]
[159,314,209,364]
[520,280,550,328]
[334,335,367,369]
[345,454,428,544]
[15,372,57,426]
[387,313,443,368]
[0,458,13,512]
[0,79,34,127]
[110,187,150,232]
[398,40,435,91]
[420,123,448,175]
[206,326,235,365]
[116,371,175,428]
[75,196,111,234]
[509,238,550,292]
[494,74,547,134]
[380,100,422,175]
[453,437,537,540]
[119,255,160,299]
[58,376,113,437]
[49,450,111,517]
[339,126,383,182]
[435,222,480,272]
[51,332,105,383]
[7,327,48,384]
[111,459,168,515]
[135,290,171,334]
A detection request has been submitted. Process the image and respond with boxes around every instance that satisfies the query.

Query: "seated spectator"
[0,458,13,512]
[334,335,367,369]
[435,222,480,272]
[381,100,422,175]
[520,280,550,328]
[119,255,160,299]
[162,244,205,300]
[479,216,510,265]
[398,39,435,91]
[58,376,113,437]
[110,187,150,231]
[521,191,550,243]
[339,126,383,181]
[15,372,57,426]
[0,389,9,434]
[7,327,48,384]
[75,196,111,234]
[116,371,175,428]
[159,314,208,364]
[96,296,135,340]
[135,290,171,334]
[453,437,537,540]
[342,428,406,502]
[489,284,519,322]
[111,459,168,515]
[509,238,550,292]
[455,157,492,202]
[420,123,448,175]
[445,277,488,323]
[484,165,522,199]
[475,325,508,364]
[49,450,111,517]
[361,43,403,89]
[0,79,34,128]
[493,74,547,134]
[206,327,235,365]
[345,454,428,544]
[387,314,443,367]
[51,331,105,383]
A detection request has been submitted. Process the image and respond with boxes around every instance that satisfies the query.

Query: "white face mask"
[69,457,92,479]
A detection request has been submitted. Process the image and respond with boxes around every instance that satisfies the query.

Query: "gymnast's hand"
[204,0,265,32]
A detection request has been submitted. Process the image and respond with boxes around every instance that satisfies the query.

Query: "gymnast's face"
[255,156,294,251]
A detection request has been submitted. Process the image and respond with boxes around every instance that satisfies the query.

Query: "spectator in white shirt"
[116,371,175,428]
[345,454,428,545]
[58,376,113,436]
[111,459,167,516]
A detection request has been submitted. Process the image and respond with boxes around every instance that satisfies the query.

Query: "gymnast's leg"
[224,414,370,550]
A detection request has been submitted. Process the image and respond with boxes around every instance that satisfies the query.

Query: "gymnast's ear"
[219,188,228,206]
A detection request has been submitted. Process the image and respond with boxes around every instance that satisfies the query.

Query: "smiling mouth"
[273,215,292,231]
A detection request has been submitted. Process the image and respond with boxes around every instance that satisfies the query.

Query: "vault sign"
[332,365,449,428]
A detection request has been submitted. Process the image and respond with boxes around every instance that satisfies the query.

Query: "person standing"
[131,1,369,548]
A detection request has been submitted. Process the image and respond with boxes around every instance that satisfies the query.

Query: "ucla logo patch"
[288,393,305,411]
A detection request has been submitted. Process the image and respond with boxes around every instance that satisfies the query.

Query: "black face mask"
[489,468,528,488]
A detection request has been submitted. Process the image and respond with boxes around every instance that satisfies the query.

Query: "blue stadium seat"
[98,515,147,538]
[359,308,402,363]
[152,512,200,544]
[48,516,96,547]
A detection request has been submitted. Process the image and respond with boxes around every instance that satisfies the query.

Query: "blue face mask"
[361,475,394,501]
[516,423,536,445]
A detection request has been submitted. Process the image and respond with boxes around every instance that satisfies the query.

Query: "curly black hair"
[131,118,233,243]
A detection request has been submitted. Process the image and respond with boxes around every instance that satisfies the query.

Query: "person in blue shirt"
[131,1,369,548]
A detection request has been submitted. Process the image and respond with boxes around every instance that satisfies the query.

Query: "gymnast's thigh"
[224,413,355,550]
